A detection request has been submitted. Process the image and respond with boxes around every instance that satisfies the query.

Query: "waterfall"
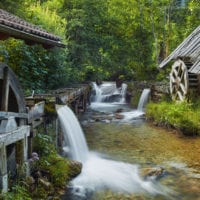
[57,105,89,162]
[137,89,150,111]
[120,83,128,103]
[92,82,103,102]
[57,104,165,197]
[92,82,127,103]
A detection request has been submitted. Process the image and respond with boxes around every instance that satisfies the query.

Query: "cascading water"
[57,106,89,163]
[92,82,127,103]
[121,88,150,121]
[119,83,128,103]
[92,82,103,102]
[57,105,166,198]
[137,88,150,111]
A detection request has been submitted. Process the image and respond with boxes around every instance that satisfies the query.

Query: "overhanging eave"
[0,24,66,48]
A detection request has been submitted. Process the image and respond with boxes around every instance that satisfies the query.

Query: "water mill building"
[158,26,200,101]
[0,9,64,192]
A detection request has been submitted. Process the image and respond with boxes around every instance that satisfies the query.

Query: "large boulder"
[68,160,82,178]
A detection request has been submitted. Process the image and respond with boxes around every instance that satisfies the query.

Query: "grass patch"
[146,101,200,136]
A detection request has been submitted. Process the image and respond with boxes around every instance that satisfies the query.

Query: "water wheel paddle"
[170,59,189,101]
[0,63,26,113]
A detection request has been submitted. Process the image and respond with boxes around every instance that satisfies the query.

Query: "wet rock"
[92,115,103,121]
[115,108,123,113]
[140,167,165,180]
[68,160,82,178]
[115,113,124,119]
[92,115,113,122]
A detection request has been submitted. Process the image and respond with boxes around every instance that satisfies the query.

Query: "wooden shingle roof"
[158,26,200,73]
[0,9,65,48]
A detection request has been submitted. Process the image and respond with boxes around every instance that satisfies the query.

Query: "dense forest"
[0,0,199,94]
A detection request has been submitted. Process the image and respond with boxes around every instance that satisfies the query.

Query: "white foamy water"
[119,88,150,121]
[91,83,150,122]
[92,82,127,103]
[137,88,150,111]
[121,110,144,122]
[57,106,89,163]
[71,152,161,195]
[57,105,166,197]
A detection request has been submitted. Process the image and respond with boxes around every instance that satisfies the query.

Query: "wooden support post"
[16,136,29,176]
[0,144,8,192]
[28,134,33,158]
[1,67,9,112]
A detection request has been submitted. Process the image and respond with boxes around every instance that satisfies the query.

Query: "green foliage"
[0,184,31,200]
[37,155,70,187]
[32,133,70,188]
[146,101,200,136]
[1,0,200,88]
[0,1,69,94]
[24,1,66,37]
[33,133,56,156]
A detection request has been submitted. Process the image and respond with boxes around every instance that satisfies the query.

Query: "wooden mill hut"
[158,26,200,101]
[0,9,65,192]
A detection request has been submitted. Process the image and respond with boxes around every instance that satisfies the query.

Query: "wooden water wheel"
[169,59,198,101]
[0,62,26,122]
[170,59,188,101]
[0,63,29,192]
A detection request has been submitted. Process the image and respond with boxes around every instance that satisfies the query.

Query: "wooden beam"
[0,112,28,119]
[0,126,30,146]
[0,144,8,192]
[1,67,9,111]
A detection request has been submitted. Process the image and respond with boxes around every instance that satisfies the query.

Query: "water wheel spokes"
[170,59,189,101]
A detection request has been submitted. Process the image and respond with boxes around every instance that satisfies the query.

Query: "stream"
[82,106,200,199]
[61,82,200,200]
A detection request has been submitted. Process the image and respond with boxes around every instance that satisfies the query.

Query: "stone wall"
[126,81,170,105]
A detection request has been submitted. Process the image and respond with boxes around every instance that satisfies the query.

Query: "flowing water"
[137,88,150,111]
[57,106,89,163]
[59,83,200,200]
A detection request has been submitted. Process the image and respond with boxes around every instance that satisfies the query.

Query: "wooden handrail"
[0,112,28,119]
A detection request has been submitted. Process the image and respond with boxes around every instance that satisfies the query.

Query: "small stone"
[115,108,123,113]
[140,167,165,180]
[115,113,124,119]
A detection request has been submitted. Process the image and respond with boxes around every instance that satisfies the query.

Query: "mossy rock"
[68,160,82,178]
